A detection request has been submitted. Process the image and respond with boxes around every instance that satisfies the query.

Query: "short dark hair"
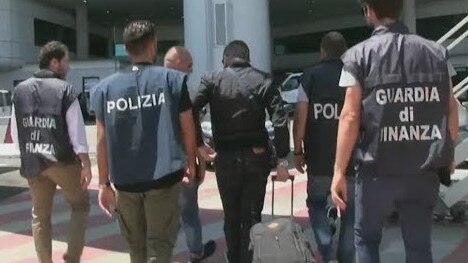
[359,0,403,19]
[123,20,156,56]
[223,40,250,61]
[321,32,348,59]
[38,41,68,69]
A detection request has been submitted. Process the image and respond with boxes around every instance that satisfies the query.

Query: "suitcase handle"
[271,175,295,219]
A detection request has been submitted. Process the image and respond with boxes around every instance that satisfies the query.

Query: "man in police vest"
[92,21,197,263]
[192,40,291,263]
[11,41,91,263]
[330,1,459,262]
[164,46,217,263]
[293,32,354,263]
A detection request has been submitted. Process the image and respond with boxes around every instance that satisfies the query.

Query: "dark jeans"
[355,172,439,263]
[307,176,355,263]
[215,147,270,263]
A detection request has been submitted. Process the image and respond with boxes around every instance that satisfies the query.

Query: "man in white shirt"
[11,41,91,263]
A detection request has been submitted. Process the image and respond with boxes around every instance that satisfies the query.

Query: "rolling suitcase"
[249,176,316,263]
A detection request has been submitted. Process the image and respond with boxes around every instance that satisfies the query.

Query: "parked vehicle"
[280,72,302,105]
[0,60,121,121]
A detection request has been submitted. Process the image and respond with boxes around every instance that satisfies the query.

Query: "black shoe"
[327,207,338,235]
[201,240,217,260]
[327,206,338,221]
[188,258,201,263]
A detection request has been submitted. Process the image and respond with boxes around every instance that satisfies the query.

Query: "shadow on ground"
[0,186,466,263]
[0,185,26,201]
[0,167,18,174]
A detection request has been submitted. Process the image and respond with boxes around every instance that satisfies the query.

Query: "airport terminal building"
[0,0,467,110]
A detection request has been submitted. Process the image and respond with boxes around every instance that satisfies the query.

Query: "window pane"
[34,19,76,52]
[215,4,227,46]
[417,14,468,41]
[274,26,372,55]
[283,77,300,92]
[89,34,108,58]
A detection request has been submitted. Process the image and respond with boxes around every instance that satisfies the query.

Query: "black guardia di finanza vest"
[13,70,78,178]
[341,22,453,176]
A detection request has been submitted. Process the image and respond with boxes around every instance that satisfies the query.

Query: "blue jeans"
[180,178,203,255]
[307,176,355,263]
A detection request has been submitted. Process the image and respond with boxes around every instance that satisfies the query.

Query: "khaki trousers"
[28,163,90,263]
[116,183,181,263]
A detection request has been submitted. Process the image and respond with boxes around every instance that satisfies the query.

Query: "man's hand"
[80,166,92,190]
[183,161,206,185]
[77,153,92,190]
[98,186,116,218]
[331,174,348,215]
[197,161,207,184]
[198,145,217,162]
[276,159,291,182]
[183,162,197,184]
[294,153,306,174]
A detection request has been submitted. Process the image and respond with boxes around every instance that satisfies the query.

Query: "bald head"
[164,46,193,74]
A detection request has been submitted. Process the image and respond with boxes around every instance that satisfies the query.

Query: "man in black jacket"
[192,40,291,263]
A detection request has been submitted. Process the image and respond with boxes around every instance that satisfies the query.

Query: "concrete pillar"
[0,0,25,70]
[76,4,89,59]
[231,0,271,72]
[402,0,417,33]
[183,0,272,88]
[183,0,212,88]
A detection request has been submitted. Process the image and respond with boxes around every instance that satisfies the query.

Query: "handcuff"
[98,181,111,190]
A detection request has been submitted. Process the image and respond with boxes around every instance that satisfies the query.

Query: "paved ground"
[0,159,467,263]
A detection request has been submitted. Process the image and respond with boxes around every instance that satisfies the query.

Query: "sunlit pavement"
[0,162,467,263]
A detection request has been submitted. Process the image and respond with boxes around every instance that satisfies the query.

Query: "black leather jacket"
[192,60,290,158]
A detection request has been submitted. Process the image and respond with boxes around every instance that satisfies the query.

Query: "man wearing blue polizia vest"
[330,1,459,263]
[91,21,197,263]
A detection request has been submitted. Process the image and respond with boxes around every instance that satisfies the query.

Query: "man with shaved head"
[164,46,216,263]
[164,46,193,74]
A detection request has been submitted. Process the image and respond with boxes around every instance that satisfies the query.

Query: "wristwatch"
[278,159,289,168]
